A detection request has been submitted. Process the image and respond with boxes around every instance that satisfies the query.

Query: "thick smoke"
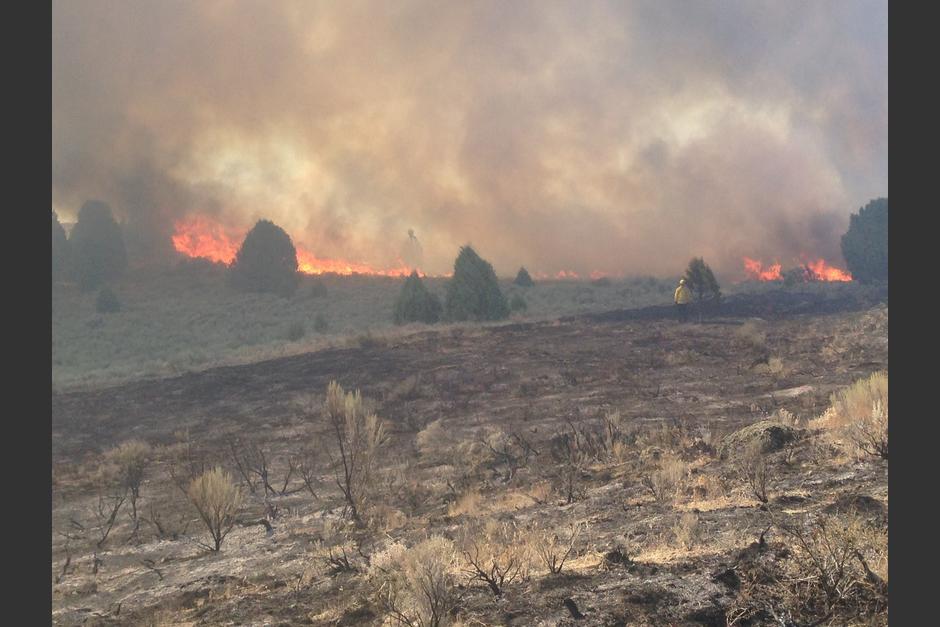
[53,0,887,277]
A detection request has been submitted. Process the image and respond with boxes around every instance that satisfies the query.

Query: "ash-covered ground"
[52,287,888,626]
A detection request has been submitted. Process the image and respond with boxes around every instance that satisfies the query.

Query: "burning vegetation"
[742,257,853,283]
[172,215,416,278]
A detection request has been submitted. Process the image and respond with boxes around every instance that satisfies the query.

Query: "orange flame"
[171,215,241,264]
[172,216,417,277]
[803,258,852,282]
[742,256,852,282]
[295,248,414,277]
[742,257,783,281]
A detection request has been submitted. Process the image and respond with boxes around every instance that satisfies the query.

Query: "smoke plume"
[53,0,887,278]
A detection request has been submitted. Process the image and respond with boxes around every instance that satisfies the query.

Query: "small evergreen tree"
[394,271,442,324]
[509,293,528,313]
[683,257,721,303]
[52,211,69,281]
[514,267,535,287]
[228,219,299,296]
[444,246,509,321]
[69,200,127,291]
[841,197,888,283]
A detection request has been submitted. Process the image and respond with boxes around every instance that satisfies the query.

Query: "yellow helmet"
[679,278,686,285]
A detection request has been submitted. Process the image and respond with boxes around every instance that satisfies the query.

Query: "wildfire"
[171,215,240,264]
[742,257,783,281]
[172,216,416,277]
[803,258,853,282]
[742,256,852,282]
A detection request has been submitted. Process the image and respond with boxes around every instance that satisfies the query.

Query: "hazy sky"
[52,0,887,277]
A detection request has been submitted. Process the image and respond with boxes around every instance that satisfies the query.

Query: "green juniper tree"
[69,201,127,291]
[841,197,887,283]
[228,219,299,296]
[445,246,509,321]
[394,271,442,324]
[514,267,535,287]
[683,257,721,321]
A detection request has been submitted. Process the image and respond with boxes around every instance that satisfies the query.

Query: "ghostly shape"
[403,229,424,271]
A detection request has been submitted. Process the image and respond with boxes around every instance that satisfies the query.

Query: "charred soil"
[52,290,888,626]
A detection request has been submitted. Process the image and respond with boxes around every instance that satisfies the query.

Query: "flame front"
[803,258,852,282]
[172,216,417,277]
[295,249,415,277]
[742,257,783,281]
[171,215,241,264]
[742,256,852,282]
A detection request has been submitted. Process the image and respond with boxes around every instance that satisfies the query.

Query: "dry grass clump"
[540,413,637,502]
[459,520,530,596]
[641,455,689,503]
[772,408,803,428]
[527,521,584,574]
[601,411,637,463]
[672,512,703,550]
[311,518,365,575]
[323,381,391,523]
[187,467,243,551]
[823,371,888,459]
[416,419,447,459]
[447,489,481,517]
[735,440,771,503]
[474,425,538,484]
[101,439,152,529]
[687,471,730,502]
[736,512,889,626]
[544,426,593,504]
[369,536,461,627]
[734,320,768,351]
[754,356,787,376]
[637,420,690,453]
[664,349,698,366]
[820,310,887,365]
[388,374,423,402]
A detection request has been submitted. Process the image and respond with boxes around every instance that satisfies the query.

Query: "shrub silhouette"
[96,287,121,313]
[514,267,535,287]
[52,211,69,281]
[444,246,509,321]
[394,271,442,324]
[509,293,527,313]
[841,197,887,283]
[69,200,127,291]
[683,257,721,303]
[228,219,299,296]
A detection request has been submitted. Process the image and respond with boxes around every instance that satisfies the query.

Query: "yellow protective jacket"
[674,284,692,304]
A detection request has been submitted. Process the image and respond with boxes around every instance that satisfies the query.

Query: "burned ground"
[51,288,888,626]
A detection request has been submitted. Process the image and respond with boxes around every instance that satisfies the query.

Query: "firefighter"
[674,277,692,322]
